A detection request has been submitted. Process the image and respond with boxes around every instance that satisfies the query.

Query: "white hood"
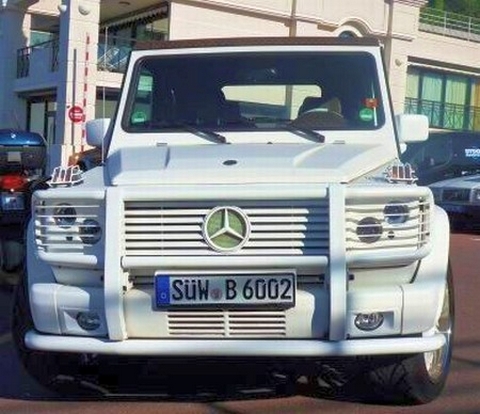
[107,143,394,186]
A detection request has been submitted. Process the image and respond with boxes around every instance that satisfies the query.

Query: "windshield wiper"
[181,124,227,144]
[284,125,325,143]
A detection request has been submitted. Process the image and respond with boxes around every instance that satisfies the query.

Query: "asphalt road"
[0,232,479,413]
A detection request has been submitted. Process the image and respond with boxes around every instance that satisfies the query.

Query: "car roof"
[134,36,380,51]
[404,130,480,149]
[427,130,480,139]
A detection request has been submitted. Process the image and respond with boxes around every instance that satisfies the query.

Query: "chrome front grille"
[167,309,286,337]
[123,200,329,256]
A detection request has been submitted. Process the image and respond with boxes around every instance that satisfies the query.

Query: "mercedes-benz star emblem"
[203,206,251,252]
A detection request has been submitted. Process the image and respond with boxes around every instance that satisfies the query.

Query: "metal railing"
[16,38,59,79]
[16,47,30,78]
[419,7,480,42]
[17,34,161,78]
[405,97,480,131]
[97,35,136,73]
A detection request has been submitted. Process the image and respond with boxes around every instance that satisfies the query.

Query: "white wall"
[411,30,480,74]
[169,2,290,39]
[49,0,101,171]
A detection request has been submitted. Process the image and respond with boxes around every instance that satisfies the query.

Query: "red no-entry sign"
[68,105,84,123]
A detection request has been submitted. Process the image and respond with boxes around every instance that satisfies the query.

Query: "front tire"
[361,265,454,405]
[11,272,86,394]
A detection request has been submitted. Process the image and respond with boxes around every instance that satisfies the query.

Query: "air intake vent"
[168,309,286,337]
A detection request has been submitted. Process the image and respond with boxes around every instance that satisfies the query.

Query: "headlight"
[79,219,102,244]
[472,189,480,203]
[384,202,409,224]
[53,204,77,227]
[356,217,383,243]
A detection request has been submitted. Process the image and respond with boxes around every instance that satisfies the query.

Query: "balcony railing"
[419,7,480,42]
[405,97,480,131]
[97,35,137,73]
[16,38,59,79]
[17,35,161,79]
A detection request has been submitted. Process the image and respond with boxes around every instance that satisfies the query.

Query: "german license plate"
[1,192,25,211]
[155,273,296,307]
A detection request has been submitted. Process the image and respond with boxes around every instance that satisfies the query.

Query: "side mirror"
[86,118,110,148]
[395,114,429,144]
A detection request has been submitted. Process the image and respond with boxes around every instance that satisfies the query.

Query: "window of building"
[95,89,120,119]
[98,7,168,73]
[27,97,56,145]
[405,67,480,131]
[30,14,59,46]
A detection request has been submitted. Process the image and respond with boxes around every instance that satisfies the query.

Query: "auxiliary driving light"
[53,204,77,228]
[384,202,409,224]
[354,312,384,331]
[79,219,102,244]
[77,311,101,331]
[356,217,383,243]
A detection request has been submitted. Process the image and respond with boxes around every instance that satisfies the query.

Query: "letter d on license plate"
[155,273,296,307]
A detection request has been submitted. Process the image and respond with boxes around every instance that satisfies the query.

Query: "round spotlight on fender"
[384,202,409,224]
[53,204,77,228]
[77,312,101,331]
[79,219,102,245]
[354,312,384,331]
[356,217,382,243]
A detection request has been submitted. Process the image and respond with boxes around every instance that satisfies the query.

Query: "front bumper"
[25,330,445,356]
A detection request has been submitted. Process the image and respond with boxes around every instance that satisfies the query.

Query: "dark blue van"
[401,130,480,185]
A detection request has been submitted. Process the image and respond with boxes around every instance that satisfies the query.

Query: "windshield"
[122,51,385,133]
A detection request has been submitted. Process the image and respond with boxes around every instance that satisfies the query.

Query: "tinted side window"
[423,138,452,167]
[405,137,451,170]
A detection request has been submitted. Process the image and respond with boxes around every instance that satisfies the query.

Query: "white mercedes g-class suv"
[13,37,453,404]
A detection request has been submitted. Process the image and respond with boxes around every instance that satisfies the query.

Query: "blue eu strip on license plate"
[154,273,296,307]
[155,276,171,306]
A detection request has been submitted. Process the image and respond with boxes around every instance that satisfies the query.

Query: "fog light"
[77,311,101,331]
[354,312,384,331]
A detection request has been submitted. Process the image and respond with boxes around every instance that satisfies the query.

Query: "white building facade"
[0,0,479,170]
